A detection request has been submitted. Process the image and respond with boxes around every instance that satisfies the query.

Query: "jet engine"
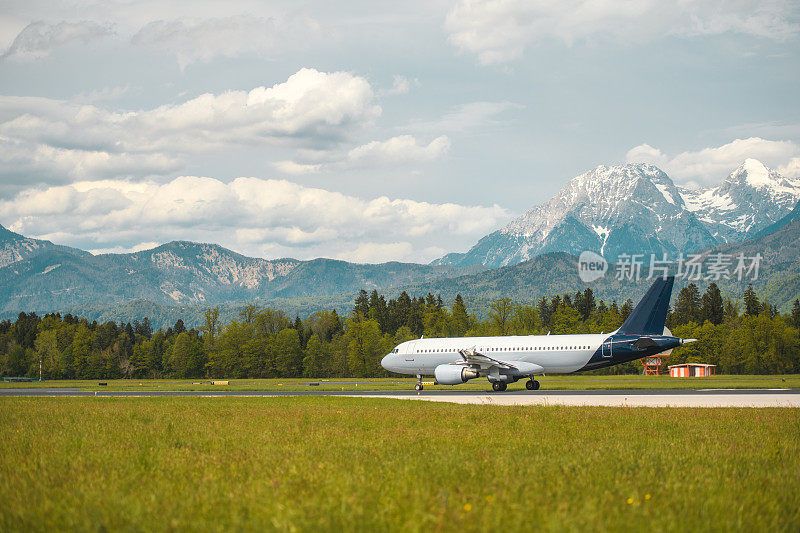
[434,364,479,385]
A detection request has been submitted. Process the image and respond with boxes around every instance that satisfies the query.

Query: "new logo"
[578,251,608,283]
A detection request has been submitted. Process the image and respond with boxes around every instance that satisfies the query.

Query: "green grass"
[2,374,800,391]
[1,397,798,532]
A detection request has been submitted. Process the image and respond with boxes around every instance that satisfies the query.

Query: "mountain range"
[434,159,800,267]
[0,158,798,326]
[57,210,800,328]
[0,226,482,315]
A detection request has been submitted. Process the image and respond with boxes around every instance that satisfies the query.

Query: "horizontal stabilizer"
[633,337,659,350]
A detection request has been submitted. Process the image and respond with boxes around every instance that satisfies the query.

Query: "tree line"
[1,285,799,379]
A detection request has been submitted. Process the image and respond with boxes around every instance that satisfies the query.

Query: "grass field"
[2,374,799,391]
[1,397,798,532]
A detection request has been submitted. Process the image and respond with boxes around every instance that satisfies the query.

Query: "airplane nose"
[382,353,402,372]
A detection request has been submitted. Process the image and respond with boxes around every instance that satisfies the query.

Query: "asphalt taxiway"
[1,387,799,407]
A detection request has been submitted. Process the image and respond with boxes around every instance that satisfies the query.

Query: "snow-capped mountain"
[679,158,800,242]
[435,163,718,267]
[435,160,800,268]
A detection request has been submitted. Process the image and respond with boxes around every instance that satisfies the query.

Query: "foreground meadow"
[1,397,798,532]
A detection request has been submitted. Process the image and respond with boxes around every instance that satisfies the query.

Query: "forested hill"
[406,216,800,313]
[1,283,798,380]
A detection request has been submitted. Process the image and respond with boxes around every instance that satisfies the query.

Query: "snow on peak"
[726,158,799,194]
[739,158,772,188]
[679,159,800,238]
[500,162,683,241]
[654,183,676,205]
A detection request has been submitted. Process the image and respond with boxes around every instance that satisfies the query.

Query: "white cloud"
[379,75,415,96]
[626,137,800,186]
[624,143,667,167]
[0,175,512,263]
[778,157,800,179]
[89,242,161,255]
[347,135,450,166]
[272,160,322,175]
[389,75,411,95]
[73,85,131,104]
[409,101,523,132]
[1,20,114,60]
[0,68,378,152]
[0,136,182,185]
[445,0,800,65]
[338,242,418,263]
[131,14,321,69]
[0,68,380,186]
[273,134,451,174]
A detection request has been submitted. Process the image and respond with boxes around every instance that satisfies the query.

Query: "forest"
[1,284,799,379]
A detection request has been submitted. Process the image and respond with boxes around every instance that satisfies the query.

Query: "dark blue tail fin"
[618,276,674,336]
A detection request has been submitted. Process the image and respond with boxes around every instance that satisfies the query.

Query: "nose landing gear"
[414,375,424,391]
[526,379,540,391]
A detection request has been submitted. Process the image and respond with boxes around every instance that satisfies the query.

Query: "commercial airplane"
[381,276,694,391]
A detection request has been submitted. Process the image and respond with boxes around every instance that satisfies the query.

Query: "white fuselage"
[381,333,610,376]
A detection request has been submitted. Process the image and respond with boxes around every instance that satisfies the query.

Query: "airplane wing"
[457,348,517,370]
[456,348,544,376]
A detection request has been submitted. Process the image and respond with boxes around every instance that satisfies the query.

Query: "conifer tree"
[674,283,701,324]
[792,299,800,329]
[723,298,739,319]
[537,297,552,327]
[451,294,470,334]
[354,290,370,318]
[701,283,725,325]
[620,299,634,321]
[743,284,761,316]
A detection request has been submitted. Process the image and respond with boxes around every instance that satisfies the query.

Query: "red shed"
[668,363,716,377]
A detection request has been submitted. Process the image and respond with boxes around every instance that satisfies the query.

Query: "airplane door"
[601,339,612,358]
[405,341,416,362]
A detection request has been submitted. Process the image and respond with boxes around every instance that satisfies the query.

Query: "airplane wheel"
[492,382,507,392]
[414,383,423,391]
[525,380,536,390]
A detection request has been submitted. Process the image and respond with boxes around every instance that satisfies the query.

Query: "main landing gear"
[491,381,507,392]
[526,379,541,391]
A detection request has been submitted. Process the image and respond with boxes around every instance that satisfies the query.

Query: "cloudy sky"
[0,0,798,262]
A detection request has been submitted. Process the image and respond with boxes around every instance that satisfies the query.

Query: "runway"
[359,389,800,408]
[1,387,799,407]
